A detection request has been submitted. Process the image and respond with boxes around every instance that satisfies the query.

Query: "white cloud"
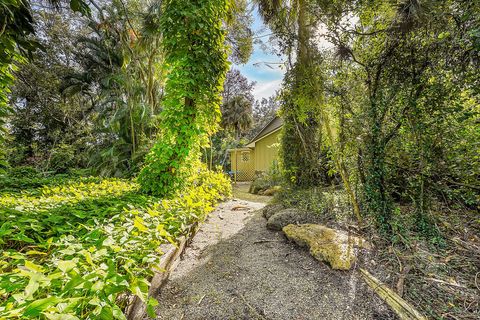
[253,79,283,101]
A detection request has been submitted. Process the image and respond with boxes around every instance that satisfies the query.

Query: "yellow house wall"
[254,130,280,172]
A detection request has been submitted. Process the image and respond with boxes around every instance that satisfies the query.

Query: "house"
[228,116,283,181]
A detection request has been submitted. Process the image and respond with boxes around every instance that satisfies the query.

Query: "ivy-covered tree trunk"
[138,0,230,195]
[280,0,328,187]
[364,96,391,230]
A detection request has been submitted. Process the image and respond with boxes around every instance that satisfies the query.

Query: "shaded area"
[153,200,395,320]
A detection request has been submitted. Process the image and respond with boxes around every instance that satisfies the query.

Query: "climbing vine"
[138,0,231,195]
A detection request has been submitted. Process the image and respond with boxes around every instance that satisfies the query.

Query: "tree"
[220,68,255,138]
[256,0,329,187]
[0,0,89,168]
[61,0,165,176]
[310,0,480,228]
[138,0,231,195]
[222,68,255,106]
[221,95,253,139]
[251,94,279,138]
[8,9,93,170]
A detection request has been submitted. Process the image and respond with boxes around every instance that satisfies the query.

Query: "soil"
[152,199,396,320]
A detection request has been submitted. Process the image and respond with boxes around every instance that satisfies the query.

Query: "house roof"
[245,116,283,148]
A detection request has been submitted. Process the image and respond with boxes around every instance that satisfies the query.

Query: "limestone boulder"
[282,224,370,270]
[262,203,285,220]
[266,208,316,231]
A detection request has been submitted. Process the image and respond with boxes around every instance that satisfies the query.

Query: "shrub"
[48,143,76,173]
[249,161,283,195]
[0,168,95,194]
[275,186,351,220]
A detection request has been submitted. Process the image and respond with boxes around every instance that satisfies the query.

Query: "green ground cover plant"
[0,166,231,319]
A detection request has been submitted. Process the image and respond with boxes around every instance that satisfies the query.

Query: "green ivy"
[138,0,231,196]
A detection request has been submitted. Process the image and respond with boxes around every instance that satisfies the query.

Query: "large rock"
[262,203,285,220]
[266,208,315,231]
[282,224,370,270]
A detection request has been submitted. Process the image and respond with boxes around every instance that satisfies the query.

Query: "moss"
[283,224,370,270]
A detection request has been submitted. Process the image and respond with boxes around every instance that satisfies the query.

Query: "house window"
[241,152,250,162]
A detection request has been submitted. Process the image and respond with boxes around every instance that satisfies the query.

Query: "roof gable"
[246,116,283,147]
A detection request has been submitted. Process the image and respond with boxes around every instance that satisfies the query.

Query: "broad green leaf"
[44,313,79,320]
[146,297,159,318]
[112,305,127,320]
[25,261,44,273]
[57,260,76,273]
[24,297,61,316]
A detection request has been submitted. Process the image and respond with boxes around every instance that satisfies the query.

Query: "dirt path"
[153,200,395,320]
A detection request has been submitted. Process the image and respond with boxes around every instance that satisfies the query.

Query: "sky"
[234,8,285,102]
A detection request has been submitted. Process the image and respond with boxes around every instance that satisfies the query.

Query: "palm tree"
[221,95,253,139]
[61,0,164,176]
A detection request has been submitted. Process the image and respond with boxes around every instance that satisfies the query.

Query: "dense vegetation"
[1,0,238,318]
[257,0,479,231]
[1,0,479,318]
[0,166,231,318]
[255,0,479,318]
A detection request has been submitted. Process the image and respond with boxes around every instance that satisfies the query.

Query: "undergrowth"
[275,185,479,319]
[274,186,350,221]
[0,166,231,319]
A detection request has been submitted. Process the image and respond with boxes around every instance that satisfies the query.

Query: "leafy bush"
[0,167,231,319]
[48,144,76,173]
[249,162,283,195]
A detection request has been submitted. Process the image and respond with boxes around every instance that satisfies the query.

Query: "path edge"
[126,221,200,320]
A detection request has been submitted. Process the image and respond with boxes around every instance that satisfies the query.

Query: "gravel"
[152,199,395,320]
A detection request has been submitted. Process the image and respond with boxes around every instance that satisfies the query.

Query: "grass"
[232,182,271,204]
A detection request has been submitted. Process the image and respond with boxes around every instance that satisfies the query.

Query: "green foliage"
[226,0,254,64]
[260,0,480,236]
[0,167,231,319]
[275,186,352,220]
[0,0,34,167]
[221,95,253,137]
[139,0,231,195]
[60,0,165,177]
[0,167,95,194]
[6,8,95,172]
[0,0,90,168]
[258,0,332,188]
[249,161,283,194]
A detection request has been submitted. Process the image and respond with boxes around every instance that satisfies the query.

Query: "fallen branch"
[425,277,466,289]
[360,268,427,320]
[253,239,281,244]
[396,265,412,297]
